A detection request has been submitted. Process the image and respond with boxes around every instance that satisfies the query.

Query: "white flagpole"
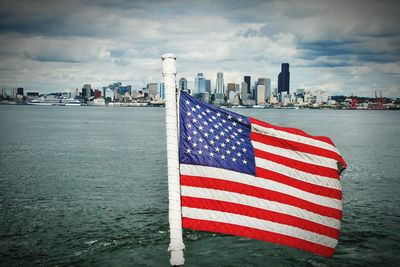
[162,53,185,266]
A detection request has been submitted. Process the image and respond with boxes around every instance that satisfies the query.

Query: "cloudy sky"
[0,0,399,97]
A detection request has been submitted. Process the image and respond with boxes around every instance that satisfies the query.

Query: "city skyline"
[0,0,399,97]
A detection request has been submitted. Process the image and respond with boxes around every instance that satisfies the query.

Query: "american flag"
[178,92,346,257]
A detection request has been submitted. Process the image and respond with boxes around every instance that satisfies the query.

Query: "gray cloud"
[0,0,399,97]
[22,51,81,63]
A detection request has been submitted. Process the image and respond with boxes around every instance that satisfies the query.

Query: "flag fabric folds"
[178,92,347,257]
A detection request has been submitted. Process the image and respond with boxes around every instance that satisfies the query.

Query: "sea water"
[0,105,399,266]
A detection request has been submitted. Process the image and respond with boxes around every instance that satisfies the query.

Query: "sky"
[0,0,399,97]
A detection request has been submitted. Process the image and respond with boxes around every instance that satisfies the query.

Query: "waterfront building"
[304,91,316,105]
[297,97,304,106]
[281,92,292,106]
[228,90,237,104]
[258,78,269,101]
[67,88,78,98]
[278,63,290,94]
[104,82,132,98]
[179,78,188,92]
[104,88,114,101]
[82,84,91,98]
[296,88,305,98]
[116,85,131,96]
[244,76,251,95]
[272,88,278,97]
[147,83,158,97]
[315,90,330,105]
[256,84,266,105]
[269,94,278,104]
[17,87,24,96]
[94,89,102,98]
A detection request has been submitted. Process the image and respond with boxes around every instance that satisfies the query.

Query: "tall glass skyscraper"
[179,78,187,92]
[194,73,206,94]
[278,63,290,94]
[159,82,165,99]
[205,79,211,94]
[244,76,251,94]
[82,84,91,98]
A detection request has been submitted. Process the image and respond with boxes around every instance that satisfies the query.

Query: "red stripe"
[251,132,347,168]
[256,167,342,200]
[182,196,340,239]
[183,217,336,257]
[181,175,342,220]
[254,148,340,179]
[250,117,335,146]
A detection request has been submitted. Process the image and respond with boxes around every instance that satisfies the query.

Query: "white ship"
[87,98,106,106]
[252,104,266,109]
[128,102,148,107]
[62,98,83,106]
[27,97,83,106]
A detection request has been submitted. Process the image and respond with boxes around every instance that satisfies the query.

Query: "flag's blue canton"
[179,92,256,175]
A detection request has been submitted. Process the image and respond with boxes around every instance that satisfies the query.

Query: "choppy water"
[0,105,399,266]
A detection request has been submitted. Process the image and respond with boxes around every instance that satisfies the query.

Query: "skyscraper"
[214,72,225,104]
[278,63,290,94]
[257,78,268,105]
[82,84,91,98]
[244,76,251,95]
[253,80,258,101]
[266,78,271,99]
[257,84,266,105]
[159,82,165,99]
[241,82,248,101]
[227,83,236,92]
[194,73,206,94]
[179,78,188,92]
[216,72,224,95]
[17,87,23,96]
[147,83,158,97]
[205,79,211,94]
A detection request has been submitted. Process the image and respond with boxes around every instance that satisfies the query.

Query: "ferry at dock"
[27,97,83,106]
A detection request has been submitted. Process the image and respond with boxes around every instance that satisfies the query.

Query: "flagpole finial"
[162,53,177,60]
[162,54,177,75]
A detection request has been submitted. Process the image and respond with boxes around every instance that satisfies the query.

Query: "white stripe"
[180,164,342,210]
[182,207,338,248]
[255,157,341,190]
[252,141,338,170]
[182,186,341,229]
[251,123,341,155]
